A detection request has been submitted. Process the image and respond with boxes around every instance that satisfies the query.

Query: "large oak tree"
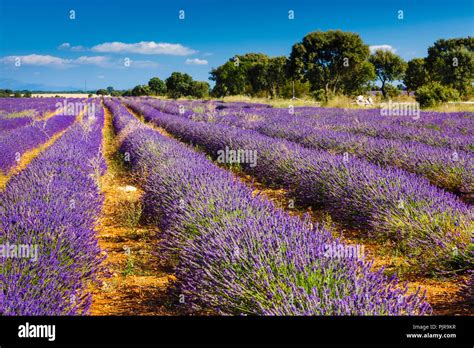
[426,37,474,96]
[369,49,407,98]
[287,30,375,101]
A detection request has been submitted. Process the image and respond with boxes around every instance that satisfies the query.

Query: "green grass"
[122,253,136,276]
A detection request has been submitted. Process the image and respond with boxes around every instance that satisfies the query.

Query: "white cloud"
[91,41,196,55]
[369,45,396,53]
[0,54,111,68]
[58,43,86,52]
[185,58,208,65]
[1,53,159,70]
[70,45,86,52]
[74,56,109,66]
[0,54,71,67]
[58,43,71,50]
[128,59,160,68]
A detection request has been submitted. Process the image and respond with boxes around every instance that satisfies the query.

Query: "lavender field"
[2,0,474,345]
[0,97,472,316]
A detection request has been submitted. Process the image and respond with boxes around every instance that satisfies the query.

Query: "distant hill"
[0,78,83,92]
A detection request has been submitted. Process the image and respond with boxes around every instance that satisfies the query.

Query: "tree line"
[96,30,472,107]
[96,72,210,99]
[0,89,32,98]
[209,31,473,107]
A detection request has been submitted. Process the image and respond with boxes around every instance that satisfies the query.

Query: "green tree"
[96,89,108,96]
[267,57,286,97]
[189,81,210,98]
[209,61,235,96]
[404,58,430,94]
[148,77,166,95]
[341,61,376,96]
[247,56,290,98]
[288,30,375,102]
[426,37,474,96]
[210,53,269,97]
[166,72,193,98]
[106,86,114,94]
[256,56,289,98]
[416,82,460,108]
[131,85,152,96]
[280,80,311,99]
[369,49,407,98]
[384,84,402,98]
[248,59,270,97]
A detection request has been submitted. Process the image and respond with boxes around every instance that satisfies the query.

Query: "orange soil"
[90,104,186,315]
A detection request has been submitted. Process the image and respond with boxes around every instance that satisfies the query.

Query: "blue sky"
[0,0,473,91]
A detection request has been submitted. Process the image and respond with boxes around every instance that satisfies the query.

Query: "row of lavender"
[0,98,62,132]
[125,99,473,274]
[0,102,105,315]
[154,101,473,195]
[0,114,76,174]
[105,98,430,315]
[149,98,271,115]
[285,107,472,137]
[145,98,473,137]
[0,97,62,116]
[229,106,473,152]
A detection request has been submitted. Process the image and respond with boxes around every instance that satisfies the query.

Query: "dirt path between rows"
[90,103,185,315]
[125,101,471,316]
